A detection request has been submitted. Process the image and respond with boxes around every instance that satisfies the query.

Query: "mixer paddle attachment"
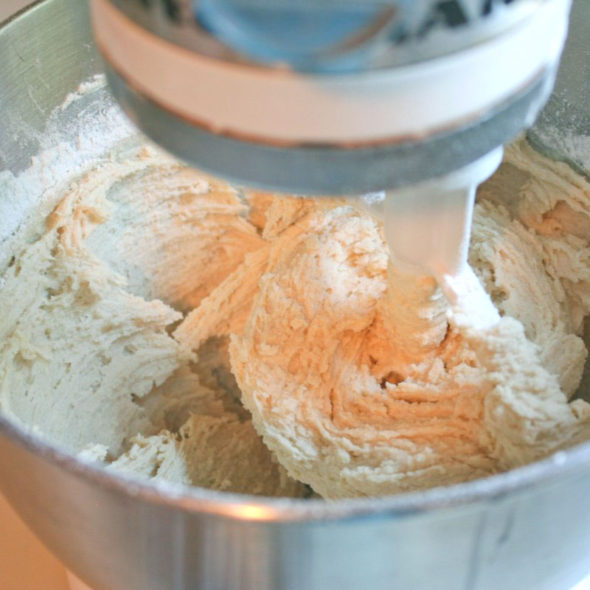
[381,148,503,328]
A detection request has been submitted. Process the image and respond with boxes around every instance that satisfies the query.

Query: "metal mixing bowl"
[0,2,589,589]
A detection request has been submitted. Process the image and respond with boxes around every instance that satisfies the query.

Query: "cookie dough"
[178,140,590,498]
[0,138,588,499]
[0,145,307,498]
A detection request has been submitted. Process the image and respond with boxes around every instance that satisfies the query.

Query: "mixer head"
[90,0,572,196]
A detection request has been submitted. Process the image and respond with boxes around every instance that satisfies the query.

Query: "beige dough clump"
[0,145,307,498]
[221,204,589,498]
[175,139,590,499]
[106,366,305,496]
[1,137,589,500]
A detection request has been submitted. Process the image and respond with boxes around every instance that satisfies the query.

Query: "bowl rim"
[1,0,590,525]
[2,391,590,523]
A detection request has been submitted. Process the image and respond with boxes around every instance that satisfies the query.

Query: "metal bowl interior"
[1,2,590,590]
[0,0,589,522]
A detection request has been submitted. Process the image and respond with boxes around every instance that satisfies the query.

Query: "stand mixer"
[91,0,572,284]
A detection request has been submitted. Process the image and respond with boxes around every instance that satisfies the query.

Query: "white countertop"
[0,492,69,590]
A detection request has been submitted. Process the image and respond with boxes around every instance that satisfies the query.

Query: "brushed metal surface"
[2,415,590,590]
[528,0,590,176]
[0,1,589,590]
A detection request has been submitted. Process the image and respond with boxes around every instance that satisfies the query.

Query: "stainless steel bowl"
[0,2,589,590]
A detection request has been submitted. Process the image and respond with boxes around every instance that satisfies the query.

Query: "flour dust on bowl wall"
[0,1,589,590]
